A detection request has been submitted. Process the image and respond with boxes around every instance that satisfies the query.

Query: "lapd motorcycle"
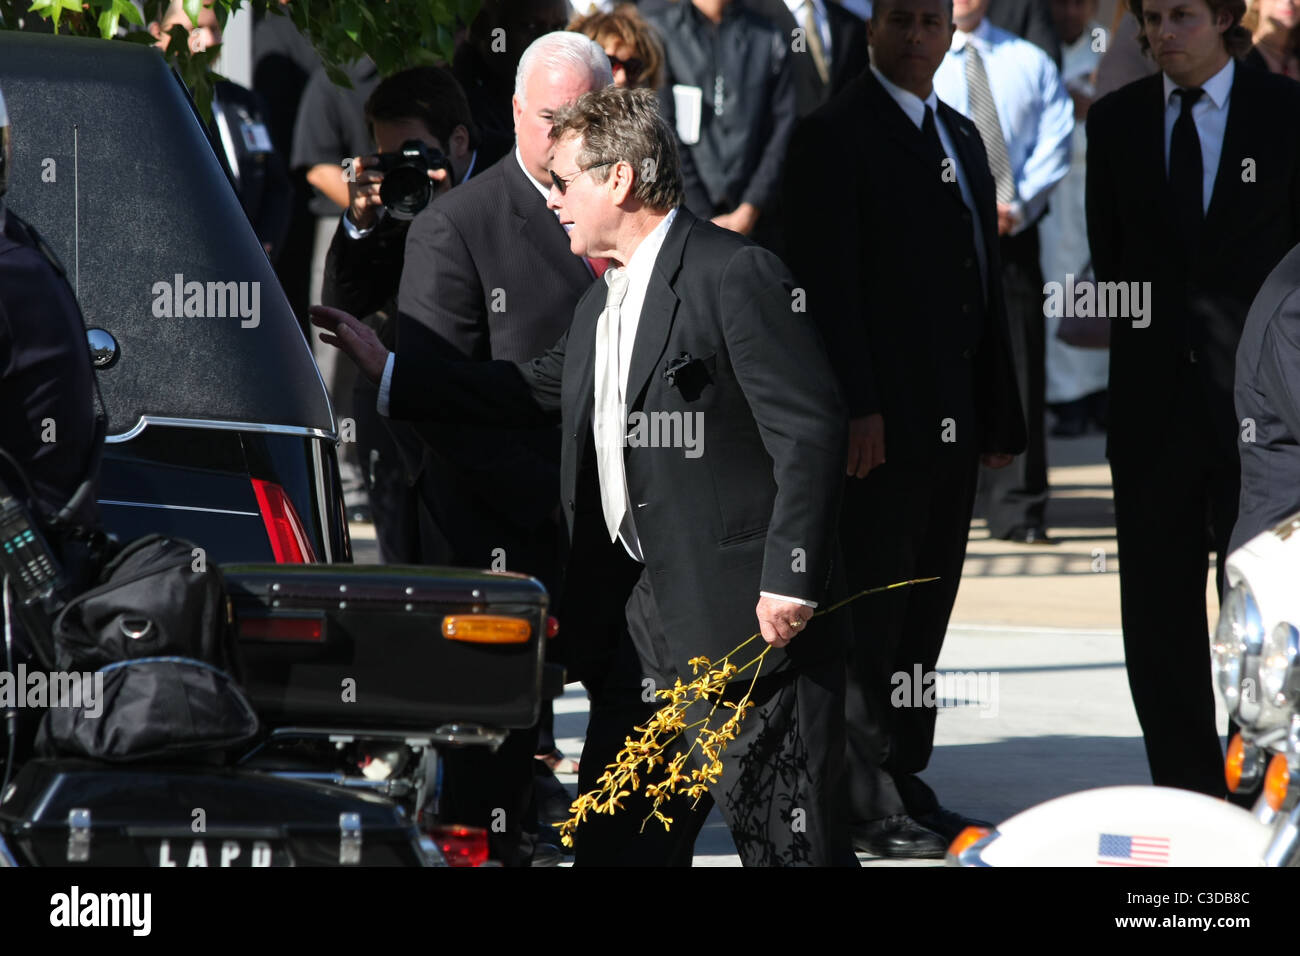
[948,513,1300,867]
[0,563,554,868]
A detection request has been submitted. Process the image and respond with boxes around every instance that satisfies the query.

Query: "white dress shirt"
[872,65,989,300]
[783,0,833,64]
[932,17,1073,234]
[1162,56,1233,215]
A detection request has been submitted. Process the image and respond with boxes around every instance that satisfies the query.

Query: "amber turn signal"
[1225,733,1247,793]
[948,826,990,859]
[1265,753,1291,812]
[441,615,531,644]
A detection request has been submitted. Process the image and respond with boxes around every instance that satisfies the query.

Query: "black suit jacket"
[782,69,1026,463]
[390,208,846,676]
[1086,65,1300,461]
[389,151,596,557]
[1232,240,1300,552]
[742,0,870,117]
[986,0,1061,68]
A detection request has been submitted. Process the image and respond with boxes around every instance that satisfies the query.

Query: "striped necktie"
[964,41,1016,205]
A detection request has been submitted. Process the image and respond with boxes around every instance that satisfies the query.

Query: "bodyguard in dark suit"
[314,85,851,866]
[784,0,1026,856]
[1233,240,1300,553]
[743,0,873,116]
[1086,0,1300,796]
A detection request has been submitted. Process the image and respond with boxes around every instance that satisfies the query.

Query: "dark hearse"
[0,32,550,868]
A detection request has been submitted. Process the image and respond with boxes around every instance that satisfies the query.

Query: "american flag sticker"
[1097,833,1171,866]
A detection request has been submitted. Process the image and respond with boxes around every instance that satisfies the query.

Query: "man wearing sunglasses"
[313,86,852,866]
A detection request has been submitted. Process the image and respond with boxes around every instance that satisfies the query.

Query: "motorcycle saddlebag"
[222,564,549,731]
[0,759,436,866]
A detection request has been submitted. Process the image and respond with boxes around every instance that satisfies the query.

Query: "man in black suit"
[988,0,1062,65]
[784,0,1026,856]
[313,85,852,866]
[1086,0,1300,797]
[744,0,873,116]
[321,66,497,566]
[1233,241,1300,553]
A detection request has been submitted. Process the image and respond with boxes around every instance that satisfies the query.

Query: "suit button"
[567,498,575,510]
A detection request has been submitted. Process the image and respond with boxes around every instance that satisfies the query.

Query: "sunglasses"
[608,55,645,78]
[549,162,614,195]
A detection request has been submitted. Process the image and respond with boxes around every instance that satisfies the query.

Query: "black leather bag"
[35,657,259,762]
[51,535,240,678]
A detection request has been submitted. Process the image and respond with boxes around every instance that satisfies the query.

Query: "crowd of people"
[138,0,1300,864]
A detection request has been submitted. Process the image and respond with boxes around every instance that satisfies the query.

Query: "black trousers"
[1109,391,1233,798]
[840,452,981,822]
[981,226,1049,537]
[571,545,854,867]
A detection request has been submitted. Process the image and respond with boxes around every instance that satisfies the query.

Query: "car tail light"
[250,478,318,563]
[442,615,531,644]
[547,615,560,639]
[237,616,324,642]
[428,824,490,867]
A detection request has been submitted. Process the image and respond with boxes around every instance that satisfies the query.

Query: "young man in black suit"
[1086,0,1300,797]
[313,85,852,866]
[744,0,874,117]
[784,0,1026,857]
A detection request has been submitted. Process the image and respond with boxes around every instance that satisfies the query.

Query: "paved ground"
[349,432,1230,866]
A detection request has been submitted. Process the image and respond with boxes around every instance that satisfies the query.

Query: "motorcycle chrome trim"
[339,812,362,865]
[945,829,998,867]
[0,834,17,867]
[1264,802,1300,867]
[66,808,91,863]
[266,725,508,750]
[99,499,260,517]
[416,834,448,867]
[105,416,338,444]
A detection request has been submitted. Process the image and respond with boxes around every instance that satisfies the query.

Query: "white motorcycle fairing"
[952,786,1269,866]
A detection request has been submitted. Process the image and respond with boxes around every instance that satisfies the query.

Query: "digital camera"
[373,139,453,220]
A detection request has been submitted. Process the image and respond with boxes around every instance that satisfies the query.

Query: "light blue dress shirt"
[1162,57,1233,215]
[932,17,1073,235]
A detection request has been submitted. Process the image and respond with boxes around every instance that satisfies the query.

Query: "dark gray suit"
[1233,240,1300,554]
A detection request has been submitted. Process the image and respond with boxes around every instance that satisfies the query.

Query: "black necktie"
[922,105,962,203]
[1169,87,1206,239]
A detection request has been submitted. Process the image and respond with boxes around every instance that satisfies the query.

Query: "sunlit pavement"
[349,434,1229,866]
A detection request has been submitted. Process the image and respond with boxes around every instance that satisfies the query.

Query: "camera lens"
[379,166,432,220]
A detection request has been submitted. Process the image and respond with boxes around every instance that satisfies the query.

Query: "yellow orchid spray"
[555,577,939,848]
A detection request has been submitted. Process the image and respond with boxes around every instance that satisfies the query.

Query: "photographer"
[321,67,494,564]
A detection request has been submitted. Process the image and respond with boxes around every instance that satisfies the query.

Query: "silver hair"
[514,31,613,105]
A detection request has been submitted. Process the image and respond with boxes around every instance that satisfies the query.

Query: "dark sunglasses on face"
[608,55,645,78]
[549,162,614,194]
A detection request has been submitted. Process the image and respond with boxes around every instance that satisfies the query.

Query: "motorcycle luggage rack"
[265,724,509,751]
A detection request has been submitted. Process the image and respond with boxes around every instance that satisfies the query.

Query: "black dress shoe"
[850,815,947,859]
[910,807,995,844]
[999,524,1053,545]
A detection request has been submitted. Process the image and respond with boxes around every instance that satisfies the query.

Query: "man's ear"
[610,159,636,204]
[449,124,471,161]
[511,94,523,137]
[148,21,163,41]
